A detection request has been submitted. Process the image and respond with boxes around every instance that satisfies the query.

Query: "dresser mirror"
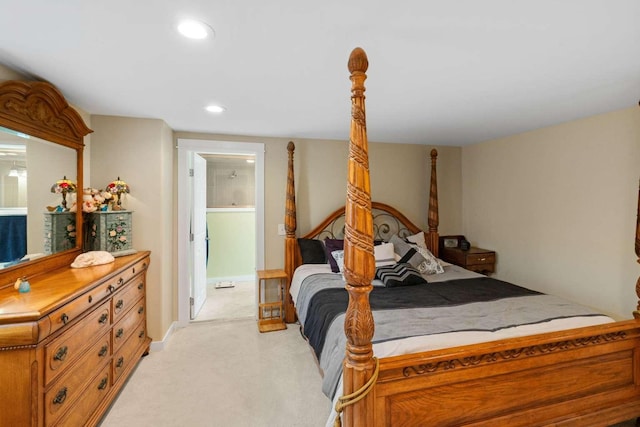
[0,80,92,284]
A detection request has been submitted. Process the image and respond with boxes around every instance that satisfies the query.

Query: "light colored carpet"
[194,280,256,322]
[99,316,639,427]
[100,319,331,427]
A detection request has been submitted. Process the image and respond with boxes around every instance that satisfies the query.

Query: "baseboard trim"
[150,321,178,352]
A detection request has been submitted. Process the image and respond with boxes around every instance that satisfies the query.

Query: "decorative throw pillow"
[375,263,427,288]
[410,244,445,275]
[389,234,430,273]
[297,238,326,264]
[374,242,396,267]
[324,238,344,272]
[406,231,427,249]
[331,250,345,274]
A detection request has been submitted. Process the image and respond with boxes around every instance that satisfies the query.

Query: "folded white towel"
[71,251,115,268]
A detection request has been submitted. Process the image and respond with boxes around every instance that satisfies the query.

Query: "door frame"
[177,139,265,328]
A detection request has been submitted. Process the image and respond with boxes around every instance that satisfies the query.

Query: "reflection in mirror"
[0,126,77,269]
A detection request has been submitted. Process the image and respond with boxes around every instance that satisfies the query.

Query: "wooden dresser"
[0,251,151,427]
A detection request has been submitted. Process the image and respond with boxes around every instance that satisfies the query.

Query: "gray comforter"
[294,270,608,399]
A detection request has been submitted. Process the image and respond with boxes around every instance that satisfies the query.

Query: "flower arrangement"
[81,188,114,213]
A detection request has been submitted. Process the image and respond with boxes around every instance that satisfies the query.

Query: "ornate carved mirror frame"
[0,80,92,286]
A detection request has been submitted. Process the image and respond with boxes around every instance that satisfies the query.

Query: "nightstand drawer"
[466,253,495,266]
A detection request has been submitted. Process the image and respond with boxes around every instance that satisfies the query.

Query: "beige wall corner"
[462,107,640,318]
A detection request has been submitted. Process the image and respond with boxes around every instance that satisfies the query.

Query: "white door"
[190,154,208,319]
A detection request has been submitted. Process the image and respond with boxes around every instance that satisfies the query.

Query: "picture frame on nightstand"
[443,237,459,248]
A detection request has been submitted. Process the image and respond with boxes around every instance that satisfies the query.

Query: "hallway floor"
[193,280,256,322]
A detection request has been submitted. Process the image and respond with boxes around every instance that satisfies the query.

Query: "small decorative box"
[84,211,133,254]
[43,212,77,255]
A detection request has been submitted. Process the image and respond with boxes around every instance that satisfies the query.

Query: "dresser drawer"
[47,277,118,336]
[112,295,145,352]
[44,332,111,426]
[466,252,495,266]
[45,301,111,386]
[55,363,112,427]
[113,319,147,384]
[112,273,145,322]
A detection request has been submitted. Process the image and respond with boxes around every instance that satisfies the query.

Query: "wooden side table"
[257,269,287,332]
[440,246,496,275]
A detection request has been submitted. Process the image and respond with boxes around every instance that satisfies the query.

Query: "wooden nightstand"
[439,236,496,275]
[256,269,287,333]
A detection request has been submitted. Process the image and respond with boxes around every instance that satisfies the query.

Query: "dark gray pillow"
[297,238,326,264]
[375,263,427,288]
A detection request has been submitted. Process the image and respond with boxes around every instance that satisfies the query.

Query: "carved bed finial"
[348,47,369,75]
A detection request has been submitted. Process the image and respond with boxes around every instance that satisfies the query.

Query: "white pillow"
[374,242,396,267]
[406,231,427,249]
[333,242,396,274]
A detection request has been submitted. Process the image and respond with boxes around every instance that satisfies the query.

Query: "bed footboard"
[371,320,640,426]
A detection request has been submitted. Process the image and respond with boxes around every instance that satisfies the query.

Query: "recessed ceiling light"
[177,19,214,40]
[205,105,226,113]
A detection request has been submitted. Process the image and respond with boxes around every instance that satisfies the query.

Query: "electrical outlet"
[277,224,286,236]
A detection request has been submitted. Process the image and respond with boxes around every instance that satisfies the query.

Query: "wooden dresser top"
[0,251,150,325]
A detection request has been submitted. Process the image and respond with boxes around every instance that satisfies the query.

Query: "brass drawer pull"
[53,387,67,405]
[118,277,125,286]
[115,328,124,339]
[98,313,109,325]
[137,283,144,290]
[108,284,116,293]
[132,267,136,274]
[115,299,124,310]
[60,313,69,324]
[116,356,124,368]
[138,306,144,315]
[54,346,68,362]
[88,295,93,303]
[138,330,145,339]
[98,376,108,390]
[98,345,108,357]
[478,257,487,262]
[142,262,147,270]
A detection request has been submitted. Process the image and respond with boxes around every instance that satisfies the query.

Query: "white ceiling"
[0,1,638,146]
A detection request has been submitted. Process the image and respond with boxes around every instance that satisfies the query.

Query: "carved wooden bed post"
[427,149,440,257]
[634,178,640,319]
[338,47,376,427]
[284,141,298,323]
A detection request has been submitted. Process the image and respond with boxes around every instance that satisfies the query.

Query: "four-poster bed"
[283,47,640,426]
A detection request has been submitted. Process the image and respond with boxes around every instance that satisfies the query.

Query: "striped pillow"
[375,263,427,288]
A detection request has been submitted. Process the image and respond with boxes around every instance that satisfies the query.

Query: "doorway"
[195,154,256,322]
[177,139,265,327]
